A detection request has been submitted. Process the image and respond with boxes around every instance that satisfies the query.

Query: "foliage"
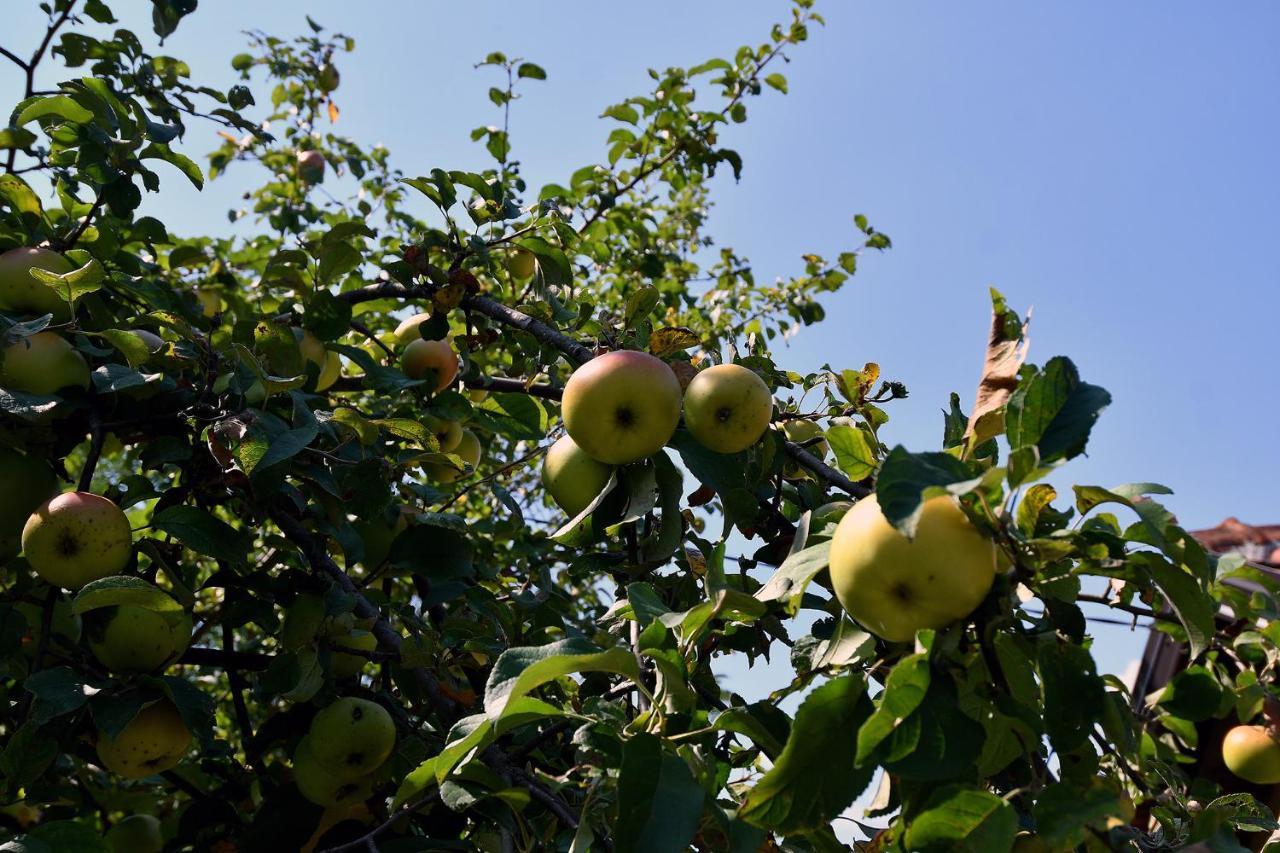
[0,1,1275,851]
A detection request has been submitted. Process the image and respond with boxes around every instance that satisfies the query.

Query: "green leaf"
[516,62,547,80]
[303,290,352,341]
[25,667,87,725]
[139,142,204,189]
[1033,781,1128,848]
[603,103,640,124]
[513,236,572,287]
[0,174,43,216]
[825,423,876,481]
[24,820,107,853]
[16,95,94,126]
[153,505,251,563]
[1005,357,1111,463]
[1157,665,1222,722]
[71,576,182,615]
[764,73,788,93]
[615,734,705,853]
[0,127,37,150]
[738,674,874,834]
[640,451,683,563]
[755,540,830,616]
[857,653,931,763]
[484,638,642,719]
[316,240,363,285]
[707,704,790,761]
[904,786,1017,853]
[1140,552,1214,661]
[99,329,153,368]
[875,445,978,536]
[1037,642,1105,752]
[30,257,106,305]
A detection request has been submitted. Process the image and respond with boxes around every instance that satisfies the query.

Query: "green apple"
[87,603,192,673]
[106,814,164,853]
[424,429,481,484]
[422,414,463,453]
[327,626,376,679]
[542,434,613,517]
[1223,725,1280,784]
[293,735,375,807]
[96,701,191,779]
[297,150,326,184]
[0,247,76,321]
[318,63,341,93]
[682,363,773,454]
[22,492,133,589]
[561,350,682,465]
[401,337,458,392]
[781,419,828,480]
[393,312,431,345]
[0,332,90,395]
[15,598,82,656]
[308,696,396,779]
[281,593,326,651]
[0,448,57,558]
[828,495,996,642]
[506,248,536,280]
[298,329,341,392]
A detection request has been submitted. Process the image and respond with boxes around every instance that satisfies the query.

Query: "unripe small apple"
[297,329,340,391]
[401,337,459,392]
[96,701,191,779]
[561,350,682,465]
[0,247,76,321]
[422,414,463,453]
[424,429,481,483]
[297,150,326,184]
[506,248,536,280]
[308,696,396,779]
[781,419,829,480]
[542,434,613,517]
[0,332,90,395]
[1222,724,1280,784]
[327,626,376,679]
[22,492,133,590]
[0,448,58,559]
[318,63,340,93]
[293,735,375,807]
[106,814,164,853]
[87,603,192,673]
[682,363,774,454]
[829,495,996,642]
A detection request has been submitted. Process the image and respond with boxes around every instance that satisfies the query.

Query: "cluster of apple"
[293,697,397,808]
[0,248,92,395]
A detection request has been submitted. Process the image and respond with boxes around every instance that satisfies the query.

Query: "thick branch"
[463,294,594,365]
[464,375,564,401]
[178,645,273,671]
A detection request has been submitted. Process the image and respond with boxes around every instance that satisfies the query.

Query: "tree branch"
[178,645,273,671]
[6,1,77,173]
[782,440,870,498]
[464,375,564,401]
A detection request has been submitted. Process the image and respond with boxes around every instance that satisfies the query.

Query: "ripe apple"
[22,492,133,590]
[0,247,75,321]
[96,701,191,779]
[293,735,375,808]
[298,329,340,392]
[327,626,376,679]
[424,429,481,483]
[308,696,396,779]
[561,350,682,465]
[682,363,774,454]
[0,331,90,395]
[506,248,536,280]
[297,150,326,184]
[15,598,82,656]
[542,435,613,517]
[1222,724,1280,784]
[281,593,325,651]
[781,419,829,479]
[87,603,192,673]
[828,494,997,642]
[422,414,463,453]
[401,337,459,392]
[106,814,164,853]
[0,448,57,558]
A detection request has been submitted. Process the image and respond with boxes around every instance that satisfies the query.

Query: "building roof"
[1190,518,1280,568]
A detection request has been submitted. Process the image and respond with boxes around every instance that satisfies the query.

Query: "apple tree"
[1,1,1278,851]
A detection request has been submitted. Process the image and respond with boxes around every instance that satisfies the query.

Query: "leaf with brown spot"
[963,288,1029,456]
[648,326,700,358]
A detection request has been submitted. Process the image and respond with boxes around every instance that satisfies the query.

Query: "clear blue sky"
[7,0,1277,711]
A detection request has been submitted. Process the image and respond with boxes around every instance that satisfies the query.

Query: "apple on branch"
[561,350,682,465]
[22,492,134,590]
[0,246,75,321]
[1222,724,1280,784]
[0,331,90,396]
[682,363,774,454]
[95,700,191,779]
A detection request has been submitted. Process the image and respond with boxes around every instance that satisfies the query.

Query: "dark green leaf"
[615,734,704,853]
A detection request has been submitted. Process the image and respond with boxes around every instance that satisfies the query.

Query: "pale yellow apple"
[96,701,191,779]
[682,363,773,454]
[0,332,90,395]
[88,603,192,673]
[828,495,996,642]
[781,419,829,480]
[506,248,536,280]
[293,735,375,807]
[424,429,481,483]
[22,492,133,589]
[308,696,396,779]
[422,414,462,453]
[0,247,75,321]
[298,330,340,392]
[1222,725,1280,784]
[393,313,431,345]
[541,434,613,517]
[401,337,458,392]
[561,350,682,465]
[327,627,376,679]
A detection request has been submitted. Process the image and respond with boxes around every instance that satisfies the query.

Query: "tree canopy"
[1,2,1278,852]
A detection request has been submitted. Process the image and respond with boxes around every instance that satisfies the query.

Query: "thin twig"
[314,793,438,853]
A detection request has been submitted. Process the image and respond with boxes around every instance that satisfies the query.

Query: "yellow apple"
[308,696,396,779]
[297,150,326,184]
[422,414,462,453]
[0,247,75,321]
[22,492,133,589]
[392,313,431,345]
[87,603,192,673]
[828,495,997,642]
[327,626,376,679]
[298,329,340,392]
[106,814,164,853]
[561,350,682,465]
[0,448,57,558]
[424,429,481,484]
[293,735,375,808]
[682,363,773,454]
[0,332,90,395]
[506,248,536,280]
[96,701,191,779]
[401,337,458,392]
[1222,725,1280,784]
[542,434,613,517]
